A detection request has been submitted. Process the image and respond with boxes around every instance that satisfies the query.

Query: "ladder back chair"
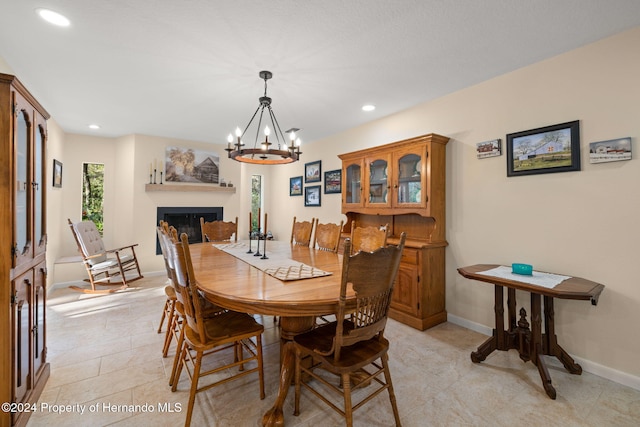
[157,225,226,388]
[350,222,389,255]
[291,216,316,247]
[169,232,265,427]
[200,217,238,242]
[314,220,344,253]
[293,233,407,427]
[157,220,178,357]
[67,218,143,293]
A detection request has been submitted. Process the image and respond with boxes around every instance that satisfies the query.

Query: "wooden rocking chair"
[68,218,143,293]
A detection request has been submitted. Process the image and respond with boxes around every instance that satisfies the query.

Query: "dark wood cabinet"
[339,134,449,330]
[1,73,50,427]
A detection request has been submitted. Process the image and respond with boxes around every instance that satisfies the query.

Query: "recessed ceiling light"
[36,8,70,27]
[362,104,376,112]
[88,124,100,130]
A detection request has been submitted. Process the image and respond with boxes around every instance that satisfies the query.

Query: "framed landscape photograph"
[589,137,631,164]
[53,159,63,188]
[506,120,581,177]
[289,176,303,196]
[304,160,321,183]
[324,169,342,194]
[304,185,321,207]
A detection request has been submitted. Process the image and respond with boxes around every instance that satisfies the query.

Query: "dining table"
[189,239,350,427]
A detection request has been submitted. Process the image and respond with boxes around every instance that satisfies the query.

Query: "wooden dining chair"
[350,222,389,254]
[293,233,407,427]
[169,232,265,427]
[67,218,143,293]
[200,216,238,242]
[313,220,344,253]
[157,220,178,357]
[157,225,226,387]
[291,216,316,247]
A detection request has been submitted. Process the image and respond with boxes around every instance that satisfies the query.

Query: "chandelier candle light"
[225,71,302,164]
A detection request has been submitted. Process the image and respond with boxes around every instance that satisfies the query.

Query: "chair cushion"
[73,221,107,265]
[89,254,133,271]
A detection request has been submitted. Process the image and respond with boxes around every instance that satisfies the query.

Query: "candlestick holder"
[149,173,153,184]
[260,233,268,260]
[246,230,254,254]
[253,231,262,257]
[160,171,163,184]
[153,168,157,184]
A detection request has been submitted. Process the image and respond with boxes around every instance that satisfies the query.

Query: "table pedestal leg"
[530,293,557,399]
[543,296,582,374]
[262,316,315,427]
[472,285,504,362]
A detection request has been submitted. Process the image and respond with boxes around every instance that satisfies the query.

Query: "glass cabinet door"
[396,153,423,205]
[344,163,362,205]
[367,158,388,205]
[14,106,31,266]
[34,122,46,254]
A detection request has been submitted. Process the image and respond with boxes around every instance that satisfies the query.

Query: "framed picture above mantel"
[506,120,581,177]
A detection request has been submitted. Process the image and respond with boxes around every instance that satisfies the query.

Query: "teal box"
[512,263,533,275]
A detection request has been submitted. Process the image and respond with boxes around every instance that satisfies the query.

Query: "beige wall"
[268,27,640,384]
[13,27,639,387]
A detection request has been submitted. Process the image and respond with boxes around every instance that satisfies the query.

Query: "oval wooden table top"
[190,240,350,316]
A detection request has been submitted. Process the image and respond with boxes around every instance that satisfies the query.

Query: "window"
[251,174,262,231]
[82,163,104,234]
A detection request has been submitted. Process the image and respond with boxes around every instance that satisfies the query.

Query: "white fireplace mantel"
[145,184,236,193]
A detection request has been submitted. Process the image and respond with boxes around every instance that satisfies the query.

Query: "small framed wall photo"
[304,160,321,183]
[304,185,321,207]
[506,120,580,177]
[289,176,303,196]
[324,169,342,194]
[476,139,501,159]
[53,159,63,188]
[589,137,631,164]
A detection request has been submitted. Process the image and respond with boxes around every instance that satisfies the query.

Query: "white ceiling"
[1,1,640,146]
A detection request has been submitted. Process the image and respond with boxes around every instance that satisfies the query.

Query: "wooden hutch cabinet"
[0,73,50,427]
[339,134,449,330]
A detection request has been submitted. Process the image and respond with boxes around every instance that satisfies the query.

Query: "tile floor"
[27,275,640,427]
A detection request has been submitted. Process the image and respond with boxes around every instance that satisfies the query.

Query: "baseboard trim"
[447,313,640,392]
[50,270,166,289]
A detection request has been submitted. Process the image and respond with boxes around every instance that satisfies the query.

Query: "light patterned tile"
[27,275,640,427]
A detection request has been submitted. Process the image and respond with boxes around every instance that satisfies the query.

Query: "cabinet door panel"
[393,148,427,208]
[391,263,419,315]
[13,96,33,267]
[12,271,33,404]
[343,160,363,207]
[34,118,47,256]
[365,156,391,208]
[33,263,47,374]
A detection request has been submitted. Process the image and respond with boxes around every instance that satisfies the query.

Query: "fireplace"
[156,206,223,254]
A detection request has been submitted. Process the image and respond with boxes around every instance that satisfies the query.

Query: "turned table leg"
[262,316,315,427]
[472,284,504,362]
[544,296,582,374]
[531,293,556,399]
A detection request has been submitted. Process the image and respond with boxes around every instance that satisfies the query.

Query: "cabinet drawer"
[401,248,419,265]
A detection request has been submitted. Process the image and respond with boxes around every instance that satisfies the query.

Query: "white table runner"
[213,242,332,281]
[477,266,570,289]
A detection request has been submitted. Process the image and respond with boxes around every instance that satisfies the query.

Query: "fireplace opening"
[156,206,223,254]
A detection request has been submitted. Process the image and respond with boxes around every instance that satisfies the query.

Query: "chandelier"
[225,71,302,164]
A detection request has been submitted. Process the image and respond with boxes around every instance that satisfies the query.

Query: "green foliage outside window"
[82,163,105,234]
[251,175,262,232]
